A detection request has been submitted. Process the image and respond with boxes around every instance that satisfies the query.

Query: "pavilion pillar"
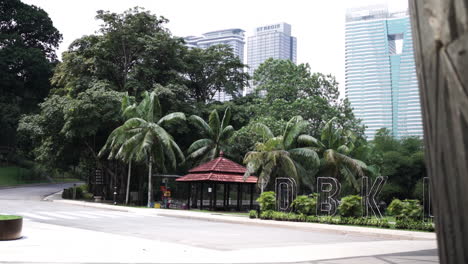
[237,183,242,211]
[187,182,191,210]
[223,183,227,210]
[227,184,230,209]
[249,184,254,210]
[200,182,204,210]
[209,183,213,210]
[213,183,217,211]
[193,182,199,208]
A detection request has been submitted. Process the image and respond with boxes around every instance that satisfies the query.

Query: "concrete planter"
[0,216,23,240]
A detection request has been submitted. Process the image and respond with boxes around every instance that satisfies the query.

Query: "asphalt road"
[0,183,438,263]
[0,184,381,251]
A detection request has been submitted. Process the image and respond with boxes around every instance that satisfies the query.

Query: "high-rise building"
[246,22,297,95]
[345,5,423,139]
[184,28,246,102]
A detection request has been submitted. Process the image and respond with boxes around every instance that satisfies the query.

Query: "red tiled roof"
[176,173,258,183]
[189,156,247,174]
[177,153,258,183]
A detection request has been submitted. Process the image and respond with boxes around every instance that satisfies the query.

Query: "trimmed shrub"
[291,194,317,215]
[338,195,363,217]
[400,199,422,220]
[395,218,435,232]
[83,192,94,200]
[256,191,276,211]
[259,210,274,220]
[388,199,422,220]
[249,210,258,219]
[387,199,404,216]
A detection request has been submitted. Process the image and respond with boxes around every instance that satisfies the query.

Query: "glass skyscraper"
[184,29,245,101]
[246,22,297,95]
[345,5,423,139]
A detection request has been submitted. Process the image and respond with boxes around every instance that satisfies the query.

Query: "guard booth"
[176,153,258,211]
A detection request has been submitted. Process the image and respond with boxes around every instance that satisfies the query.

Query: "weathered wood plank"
[409,1,468,263]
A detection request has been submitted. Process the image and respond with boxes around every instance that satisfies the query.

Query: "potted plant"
[0,215,23,240]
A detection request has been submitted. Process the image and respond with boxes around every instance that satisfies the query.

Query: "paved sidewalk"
[53,198,437,241]
[1,219,437,263]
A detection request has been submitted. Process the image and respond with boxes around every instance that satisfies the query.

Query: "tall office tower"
[345,5,423,139]
[246,22,297,95]
[184,29,246,101]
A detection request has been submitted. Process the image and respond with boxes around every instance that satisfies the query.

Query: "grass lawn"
[0,166,80,186]
[0,167,35,186]
[0,215,22,220]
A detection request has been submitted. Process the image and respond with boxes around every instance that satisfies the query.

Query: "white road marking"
[59,211,100,219]
[39,212,78,219]
[18,212,54,220]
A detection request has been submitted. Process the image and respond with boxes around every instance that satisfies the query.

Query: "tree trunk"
[125,161,132,205]
[147,157,153,208]
[409,1,468,263]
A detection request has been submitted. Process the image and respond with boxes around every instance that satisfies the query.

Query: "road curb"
[154,211,436,241]
[52,199,131,212]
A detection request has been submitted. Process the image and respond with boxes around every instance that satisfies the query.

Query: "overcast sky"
[22,0,408,95]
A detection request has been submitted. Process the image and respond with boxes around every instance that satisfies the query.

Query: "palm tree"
[186,107,235,164]
[297,117,370,191]
[243,116,320,192]
[99,91,185,207]
[98,93,137,204]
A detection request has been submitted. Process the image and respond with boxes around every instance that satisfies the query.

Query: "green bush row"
[62,185,92,200]
[387,199,422,219]
[257,210,391,228]
[395,217,435,232]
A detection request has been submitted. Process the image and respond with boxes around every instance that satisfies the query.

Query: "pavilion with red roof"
[176,152,258,211]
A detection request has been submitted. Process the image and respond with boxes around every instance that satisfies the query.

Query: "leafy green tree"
[251,59,364,137]
[186,107,235,165]
[52,7,186,97]
[243,116,320,192]
[298,117,371,192]
[184,45,249,102]
[17,83,124,184]
[98,93,139,204]
[254,59,338,103]
[0,0,62,145]
[100,91,185,207]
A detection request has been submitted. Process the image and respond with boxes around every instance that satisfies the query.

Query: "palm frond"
[187,139,214,154]
[283,120,308,150]
[219,125,235,142]
[157,112,186,128]
[251,122,274,142]
[209,109,221,139]
[189,115,213,138]
[288,148,320,170]
[220,107,231,130]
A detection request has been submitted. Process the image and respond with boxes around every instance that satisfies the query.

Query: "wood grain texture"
[409,1,468,263]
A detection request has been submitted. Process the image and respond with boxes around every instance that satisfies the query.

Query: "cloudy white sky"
[22,0,408,95]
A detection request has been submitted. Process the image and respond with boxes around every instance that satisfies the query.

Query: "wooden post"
[227,184,230,208]
[249,184,254,210]
[200,182,204,210]
[237,183,242,211]
[213,183,217,211]
[409,1,468,263]
[187,183,191,210]
[223,183,227,210]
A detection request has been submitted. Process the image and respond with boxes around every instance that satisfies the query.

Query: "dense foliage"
[291,194,317,215]
[0,0,62,146]
[338,195,363,217]
[256,191,276,211]
[4,5,426,205]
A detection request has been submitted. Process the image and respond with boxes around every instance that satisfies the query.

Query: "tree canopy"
[0,0,62,145]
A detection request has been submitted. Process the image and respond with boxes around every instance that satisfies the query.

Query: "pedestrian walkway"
[2,210,156,222]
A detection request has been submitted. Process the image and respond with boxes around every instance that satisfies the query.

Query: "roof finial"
[219,151,224,157]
